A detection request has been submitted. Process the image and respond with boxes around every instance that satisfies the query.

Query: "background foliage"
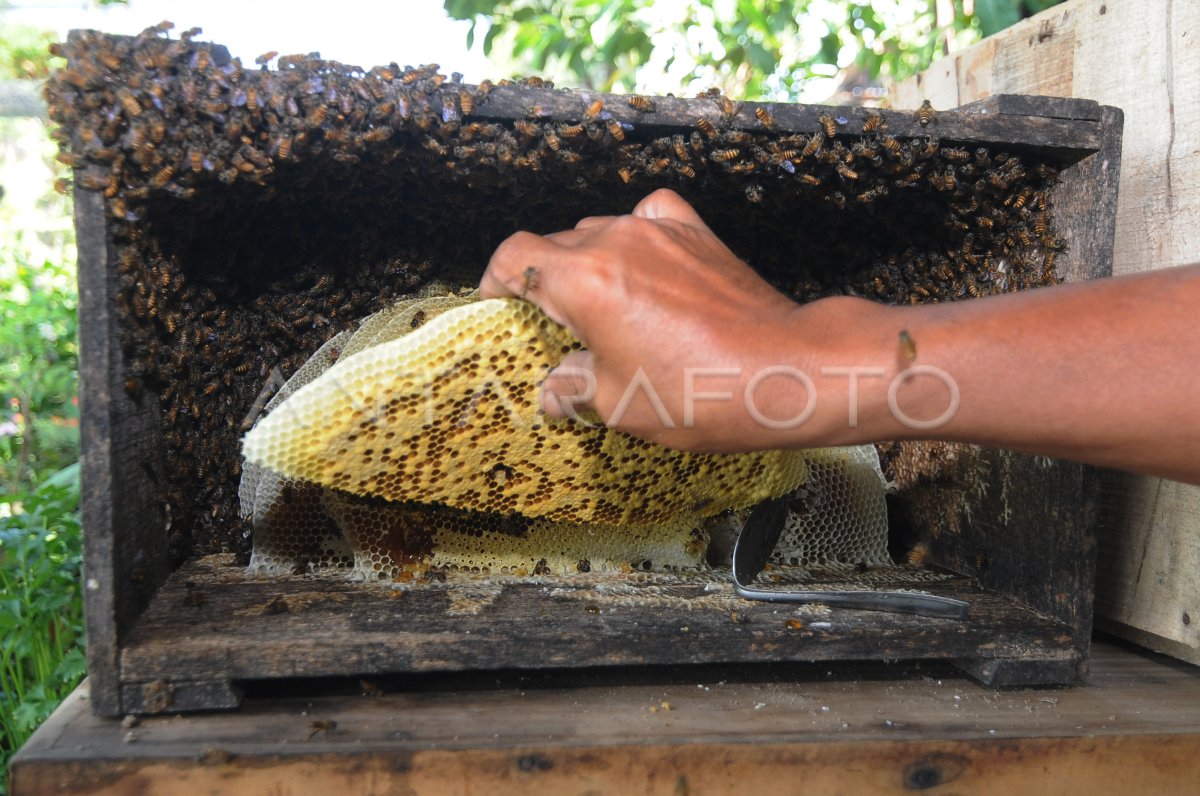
[446,0,1064,99]
[2,6,83,789]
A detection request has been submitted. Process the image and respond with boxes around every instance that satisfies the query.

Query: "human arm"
[480,189,1200,485]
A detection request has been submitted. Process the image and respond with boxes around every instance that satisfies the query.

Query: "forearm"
[797,264,1200,482]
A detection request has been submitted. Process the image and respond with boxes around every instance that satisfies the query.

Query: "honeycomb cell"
[243,296,809,525]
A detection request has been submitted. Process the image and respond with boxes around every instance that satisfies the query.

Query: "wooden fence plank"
[892,0,1200,665]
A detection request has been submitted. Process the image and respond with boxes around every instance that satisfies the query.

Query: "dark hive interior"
[47,24,1064,567]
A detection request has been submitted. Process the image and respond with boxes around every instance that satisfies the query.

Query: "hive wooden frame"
[68,31,1122,715]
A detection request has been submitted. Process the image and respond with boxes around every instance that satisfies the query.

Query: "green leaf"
[1024,0,1064,13]
[745,41,775,75]
[975,0,1024,36]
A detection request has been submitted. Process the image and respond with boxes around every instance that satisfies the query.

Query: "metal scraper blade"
[731,497,970,620]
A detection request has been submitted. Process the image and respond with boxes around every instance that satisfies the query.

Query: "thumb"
[542,349,598,421]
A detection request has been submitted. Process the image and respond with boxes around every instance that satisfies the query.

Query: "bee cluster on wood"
[46,22,1064,563]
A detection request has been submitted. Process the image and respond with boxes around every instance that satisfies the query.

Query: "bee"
[718,94,735,119]
[275,134,293,160]
[801,131,824,157]
[618,166,634,184]
[1016,227,1034,247]
[798,173,821,186]
[905,541,931,567]
[627,95,655,112]
[916,99,934,126]
[306,720,337,741]
[675,163,696,179]
[856,186,887,203]
[559,122,585,138]
[745,184,764,203]
[754,106,775,129]
[543,131,561,151]
[188,148,203,173]
[583,99,605,120]
[53,177,70,195]
[362,127,392,143]
[147,114,166,143]
[836,162,859,181]
[513,119,539,137]
[710,148,739,163]
[929,170,956,191]
[671,135,691,161]
[964,274,983,298]
[149,164,174,188]
[520,266,539,299]
[696,118,718,140]
[305,104,328,128]
[255,50,278,66]
[605,118,625,141]
[942,147,969,162]
[1042,251,1059,279]
[411,310,428,329]
[828,191,847,210]
[1033,211,1049,235]
[722,130,752,145]
[880,135,902,155]
[862,112,884,133]
[645,157,670,176]
[817,113,837,138]
[1007,189,1030,209]
[116,88,142,117]
[477,79,494,98]
[576,559,591,573]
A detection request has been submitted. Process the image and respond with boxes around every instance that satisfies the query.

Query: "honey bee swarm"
[243,297,809,525]
[46,24,1065,560]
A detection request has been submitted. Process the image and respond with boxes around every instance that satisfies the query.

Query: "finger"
[480,230,559,300]
[541,349,597,420]
[574,214,615,230]
[631,188,709,229]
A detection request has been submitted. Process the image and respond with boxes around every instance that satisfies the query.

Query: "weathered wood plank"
[113,556,1076,700]
[12,642,1200,795]
[474,84,1104,154]
[892,0,1200,665]
[75,189,172,717]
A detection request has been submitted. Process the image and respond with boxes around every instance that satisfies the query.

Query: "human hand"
[480,189,861,452]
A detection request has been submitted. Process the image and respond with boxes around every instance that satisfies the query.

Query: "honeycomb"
[242,296,809,525]
[322,492,707,579]
[242,295,889,580]
[770,446,891,569]
[241,331,356,575]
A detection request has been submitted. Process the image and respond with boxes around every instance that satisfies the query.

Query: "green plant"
[445,0,1065,99]
[0,248,79,496]
[1,462,85,791]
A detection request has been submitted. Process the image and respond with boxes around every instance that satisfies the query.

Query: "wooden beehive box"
[51,27,1122,716]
